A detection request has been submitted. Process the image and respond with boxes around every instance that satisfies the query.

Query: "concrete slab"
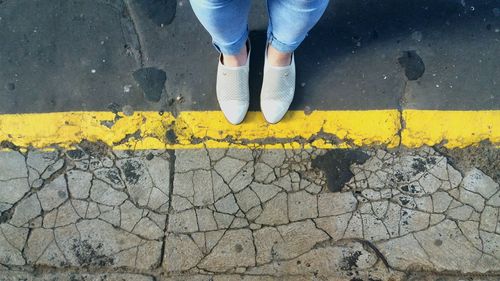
[0,146,499,279]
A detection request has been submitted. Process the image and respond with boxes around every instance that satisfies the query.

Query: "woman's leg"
[266,0,329,65]
[190,0,251,66]
[260,0,328,124]
[190,0,252,124]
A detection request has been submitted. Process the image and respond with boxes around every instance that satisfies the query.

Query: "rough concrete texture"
[1,0,499,113]
[0,146,499,280]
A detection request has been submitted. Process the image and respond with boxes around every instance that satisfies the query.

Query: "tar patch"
[133,67,166,102]
[135,0,177,26]
[398,50,425,80]
[312,149,370,192]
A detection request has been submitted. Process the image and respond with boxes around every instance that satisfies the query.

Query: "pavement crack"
[112,129,141,147]
[353,238,391,271]
[160,149,176,266]
[396,78,409,147]
[122,0,145,67]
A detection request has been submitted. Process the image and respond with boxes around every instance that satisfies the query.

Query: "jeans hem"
[212,28,249,55]
[267,32,300,53]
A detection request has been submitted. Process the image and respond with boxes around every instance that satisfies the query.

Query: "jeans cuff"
[212,28,249,55]
[267,32,300,53]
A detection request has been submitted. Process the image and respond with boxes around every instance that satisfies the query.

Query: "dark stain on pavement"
[121,159,142,184]
[71,239,114,266]
[312,149,370,192]
[398,50,425,80]
[57,190,67,199]
[166,128,178,144]
[391,170,411,186]
[0,208,14,224]
[133,67,166,102]
[399,196,411,206]
[411,157,427,174]
[341,250,362,271]
[234,244,243,253]
[435,141,499,183]
[6,82,15,91]
[107,102,121,115]
[78,140,109,157]
[146,152,155,160]
[135,0,177,26]
[401,184,419,194]
[105,169,123,185]
[66,149,86,160]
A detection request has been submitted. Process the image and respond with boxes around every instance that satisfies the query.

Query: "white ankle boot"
[260,47,295,124]
[216,42,251,125]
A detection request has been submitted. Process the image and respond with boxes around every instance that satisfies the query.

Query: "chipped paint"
[0,110,498,150]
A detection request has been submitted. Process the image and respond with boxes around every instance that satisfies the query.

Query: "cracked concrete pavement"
[0,145,499,280]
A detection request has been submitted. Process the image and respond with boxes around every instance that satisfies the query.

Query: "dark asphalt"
[0,0,499,114]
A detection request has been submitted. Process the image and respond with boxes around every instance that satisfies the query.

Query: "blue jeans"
[190,0,329,55]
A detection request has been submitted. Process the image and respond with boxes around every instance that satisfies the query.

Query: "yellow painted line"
[176,110,400,148]
[402,110,500,148]
[0,110,497,150]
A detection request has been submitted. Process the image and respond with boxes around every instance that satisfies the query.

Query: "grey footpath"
[0,145,499,281]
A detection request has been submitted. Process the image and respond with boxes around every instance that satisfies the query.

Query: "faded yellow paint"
[175,110,400,148]
[0,112,175,150]
[402,110,500,148]
[0,110,498,150]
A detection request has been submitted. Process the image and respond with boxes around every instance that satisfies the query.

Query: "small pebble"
[102,157,114,168]
[91,69,96,74]
[57,191,67,199]
[32,179,44,189]
[123,85,132,93]
[122,105,134,116]
[304,106,313,115]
